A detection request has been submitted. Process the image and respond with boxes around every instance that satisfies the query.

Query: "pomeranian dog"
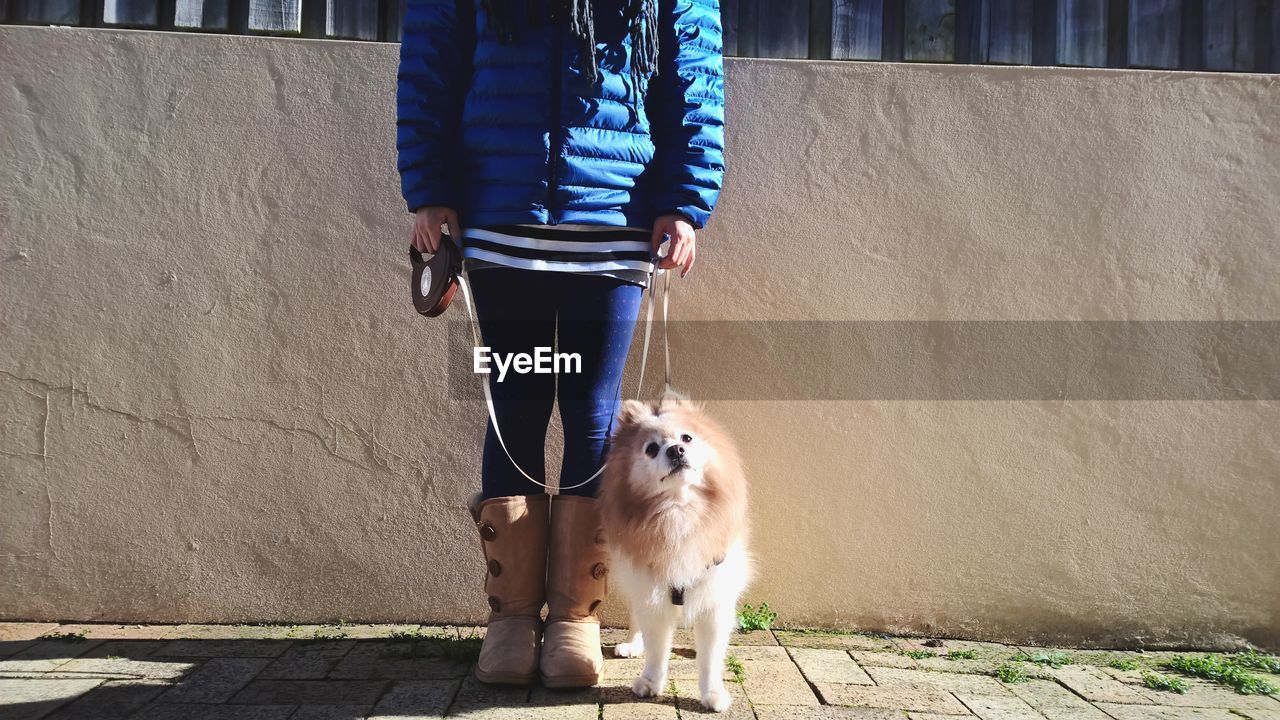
[598,389,753,713]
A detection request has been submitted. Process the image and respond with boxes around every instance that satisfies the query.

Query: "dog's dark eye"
[681,434,693,444]
[645,442,660,458]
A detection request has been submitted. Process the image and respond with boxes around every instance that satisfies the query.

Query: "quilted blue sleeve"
[648,0,726,230]
[397,0,470,214]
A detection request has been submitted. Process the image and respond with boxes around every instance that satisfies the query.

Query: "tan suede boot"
[540,494,608,687]
[469,492,550,685]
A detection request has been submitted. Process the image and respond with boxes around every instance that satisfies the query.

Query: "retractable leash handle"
[455,265,672,492]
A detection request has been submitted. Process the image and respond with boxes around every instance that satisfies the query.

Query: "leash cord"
[455,266,671,491]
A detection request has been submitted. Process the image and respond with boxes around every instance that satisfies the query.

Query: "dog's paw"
[700,685,732,712]
[615,641,644,658]
[631,674,665,698]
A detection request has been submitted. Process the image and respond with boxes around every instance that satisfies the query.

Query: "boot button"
[479,522,497,541]
[590,562,608,580]
[488,559,502,576]
[488,595,501,612]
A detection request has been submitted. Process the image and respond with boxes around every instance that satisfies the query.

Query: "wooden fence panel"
[832,0,883,59]
[720,0,738,55]
[1203,0,1253,69]
[20,0,82,22]
[105,0,156,25]
[3,0,1279,73]
[1057,0,1108,65]
[905,0,955,61]
[740,0,809,58]
[1272,0,1280,71]
[383,0,403,42]
[327,0,376,39]
[174,0,227,29]
[247,0,298,33]
[1129,0,1180,67]
[973,0,1033,63]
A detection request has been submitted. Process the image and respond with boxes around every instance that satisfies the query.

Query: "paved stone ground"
[2,623,1277,720]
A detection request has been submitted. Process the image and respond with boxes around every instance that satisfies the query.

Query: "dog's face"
[613,392,716,501]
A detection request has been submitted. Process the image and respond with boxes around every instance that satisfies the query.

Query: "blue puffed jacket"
[395,0,725,229]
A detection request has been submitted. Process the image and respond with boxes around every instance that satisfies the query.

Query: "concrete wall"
[1,26,1276,649]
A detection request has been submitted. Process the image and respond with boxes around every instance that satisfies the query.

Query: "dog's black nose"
[666,444,685,461]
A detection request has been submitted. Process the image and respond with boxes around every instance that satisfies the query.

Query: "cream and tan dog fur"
[599,391,753,713]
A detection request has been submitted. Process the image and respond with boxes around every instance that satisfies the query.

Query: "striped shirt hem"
[460,224,656,288]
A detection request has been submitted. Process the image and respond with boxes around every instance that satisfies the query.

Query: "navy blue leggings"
[468,267,643,499]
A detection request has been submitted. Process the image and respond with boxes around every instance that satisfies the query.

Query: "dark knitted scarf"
[479,0,659,85]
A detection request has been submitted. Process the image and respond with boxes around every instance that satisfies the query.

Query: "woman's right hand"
[411,206,460,254]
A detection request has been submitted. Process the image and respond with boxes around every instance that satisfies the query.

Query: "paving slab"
[0,670,143,681]
[290,625,424,641]
[895,640,1015,660]
[44,678,171,719]
[229,679,388,705]
[256,640,356,680]
[1003,678,1113,720]
[1230,706,1280,720]
[670,678,752,719]
[896,640,1020,677]
[789,647,875,684]
[327,641,470,680]
[366,678,460,719]
[50,624,179,640]
[0,623,62,642]
[757,706,912,719]
[1092,704,1242,720]
[80,639,170,659]
[815,683,971,714]
[599,685,678,719]
[602,656,647,682]
[0,677,104,720]
[169,625,303,640]
[1051,665,1156,704]
[852,650,922,669]
[1014,646,1141,668]
[150,640,293,658]
[158,657,272,704]
[1131,678,1280,711]
[0,638,106,673]
[774,631,898,651]
[740,659,820,705]
[726,645,790,661]
[529,684,599,705]
[865,667,1013,696]
[953,692,1044,720]
[732,630,779,646]
[450,674,530,708]
[56,655,196,680]
[289,705,374,719]
[131,703,297,720]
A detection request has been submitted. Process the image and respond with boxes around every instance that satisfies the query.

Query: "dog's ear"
[617,399,652,426]
[657,386,691,413]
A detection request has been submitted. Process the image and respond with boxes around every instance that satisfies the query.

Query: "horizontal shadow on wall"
[446,321,1280,400]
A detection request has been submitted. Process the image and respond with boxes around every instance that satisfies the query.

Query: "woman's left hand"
[652,214,697,277]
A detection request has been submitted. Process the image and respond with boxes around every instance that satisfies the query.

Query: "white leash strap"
[455,266,668,491]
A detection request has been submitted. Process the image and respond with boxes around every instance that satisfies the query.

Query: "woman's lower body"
[464,264,644,687]
[470,266,644,499]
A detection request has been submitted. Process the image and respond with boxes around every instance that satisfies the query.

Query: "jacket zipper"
[546,22,563,225]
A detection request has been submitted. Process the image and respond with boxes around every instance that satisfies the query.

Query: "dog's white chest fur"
[611,538,751,621]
